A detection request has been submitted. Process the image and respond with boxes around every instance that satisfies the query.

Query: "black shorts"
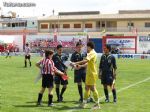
[54,75,68,85]
[101,74,114,85]
[42,74,54,88]
[25,55,31,59]
[74,71,86,83]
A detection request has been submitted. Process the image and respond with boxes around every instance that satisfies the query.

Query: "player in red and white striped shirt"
[24,43,31,67]
[36,50,66,106]
[37,58,57,75]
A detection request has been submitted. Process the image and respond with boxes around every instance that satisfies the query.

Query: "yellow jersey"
[85,49,98,85]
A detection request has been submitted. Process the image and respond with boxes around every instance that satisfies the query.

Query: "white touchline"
[67,77,150,112]
[100,76,150,100]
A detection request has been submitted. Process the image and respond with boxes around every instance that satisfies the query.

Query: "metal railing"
[39,27,150,33]
[0,26,149,33]
[0,27,37,30]
[0,27,38,35]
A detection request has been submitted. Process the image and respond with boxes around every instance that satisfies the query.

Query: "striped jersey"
[37,58,58,75]
[25,46,30,55]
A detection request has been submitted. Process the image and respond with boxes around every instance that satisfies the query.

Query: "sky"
[0,0,150,17]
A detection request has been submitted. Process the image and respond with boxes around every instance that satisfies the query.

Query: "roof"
[58,11,100,15]
[119,10,150,14]
[38,14,150,21]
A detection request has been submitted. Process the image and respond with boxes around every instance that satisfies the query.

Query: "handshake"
[64,61,81,70]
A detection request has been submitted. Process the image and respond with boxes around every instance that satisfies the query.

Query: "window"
[85,23,92,28]
[19,22,25,27]
[41,24,48,29]
[63,24,70,28]
[12,23,15,27]
[52,24,55,29]
[74,24,81,28]
[55,24,59,28]
[96,21,100,28]
[128,22,134,27]
[145,22,150,27]
[102,21,105,27]
[52,24,59,29]
[7,23,11,27]
[15,23,19,27]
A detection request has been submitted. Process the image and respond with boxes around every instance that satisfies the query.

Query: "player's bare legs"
[80,85,100,109]
[90,85,100,109]
[79,85,90,108]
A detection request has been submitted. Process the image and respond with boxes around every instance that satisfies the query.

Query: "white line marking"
[100,77,150,100]
[67,77,150,112]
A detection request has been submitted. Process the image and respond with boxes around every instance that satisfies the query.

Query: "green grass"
[0,56,150,112]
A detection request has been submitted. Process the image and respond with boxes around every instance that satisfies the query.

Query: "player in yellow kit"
[74,41,100,110]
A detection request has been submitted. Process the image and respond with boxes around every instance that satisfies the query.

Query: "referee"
[74,41,100,109]
[71,42,86,102]
[52,45,68,102]
[99,44,117,103]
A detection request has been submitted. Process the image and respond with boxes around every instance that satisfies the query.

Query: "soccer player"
[36,50,66,106]
[52,45,68,102]
[24,43,31,67]
[99,44,117,103]
[71,42,86,102]
[5,49,11,58]
[73,41,100,109]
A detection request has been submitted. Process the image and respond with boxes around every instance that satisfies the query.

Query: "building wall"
[38,21,96,29]
[27,20,38,28]
[35,18,150,38]
[59,21,83,28]
[117,20,150,28]
[117,21,128,27]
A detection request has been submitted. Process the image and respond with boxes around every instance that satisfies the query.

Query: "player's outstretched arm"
[74,59,88,65]
[78,63,87,68]
[55,70,65,76]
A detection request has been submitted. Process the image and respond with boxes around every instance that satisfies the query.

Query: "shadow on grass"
[26,100,78,104]
[26,101,47,104]
[100,101,106,104]
[42,105,90,111]
[13,104,90,111]
[13,105,40,108]
[14,101,90,111]
[99,101,117,106]
[16,66,32,69]
[53,100,79,104]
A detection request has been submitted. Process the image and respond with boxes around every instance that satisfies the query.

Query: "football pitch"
[0,56,150,112]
